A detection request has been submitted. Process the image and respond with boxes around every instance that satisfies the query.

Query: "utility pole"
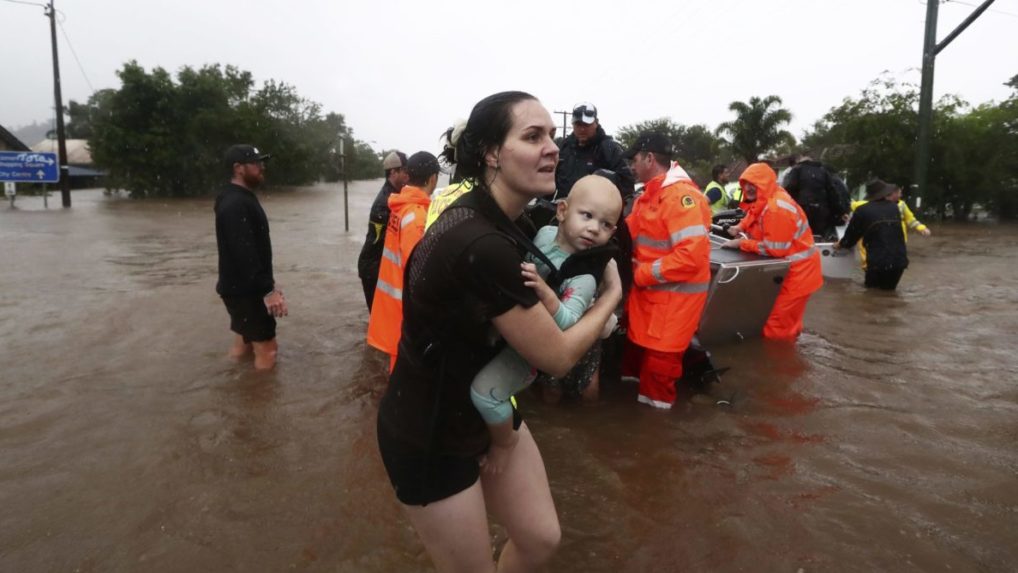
[553,110,571,141]
[914,0,996,213]
[46,0,71,208]
[339,139,349,232]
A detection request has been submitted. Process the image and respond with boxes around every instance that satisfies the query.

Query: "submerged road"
[1,184,1016,572]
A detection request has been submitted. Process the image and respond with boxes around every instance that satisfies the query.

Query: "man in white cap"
[358,151,408,310]
[554,102,635,201]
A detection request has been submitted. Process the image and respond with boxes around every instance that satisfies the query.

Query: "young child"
[470,175,623,423]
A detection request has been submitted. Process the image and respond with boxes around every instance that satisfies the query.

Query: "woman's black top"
[377,190,540,458]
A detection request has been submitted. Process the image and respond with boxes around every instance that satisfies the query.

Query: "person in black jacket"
[783,155,850,240]
[835,179,909,290]
[357,151,408,310]
[554,102,635,201]
[215,144,288,370]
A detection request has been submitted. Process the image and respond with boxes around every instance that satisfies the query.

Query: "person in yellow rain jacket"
[366,152,439,371]
[849,194,931,270]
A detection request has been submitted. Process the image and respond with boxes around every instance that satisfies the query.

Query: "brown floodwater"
[1,183,1016,572]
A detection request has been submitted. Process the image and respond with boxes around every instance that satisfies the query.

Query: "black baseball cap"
[224,144,271,167]
[623,131,673,159]
[405,151,440,184]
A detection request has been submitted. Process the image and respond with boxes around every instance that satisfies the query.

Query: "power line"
[944,0,1018,18]
[0,0,46,7]
[57,15,96,94]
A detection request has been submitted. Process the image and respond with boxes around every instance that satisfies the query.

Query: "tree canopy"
[615,118,726,184]
[615,77,1018,220]
[716,95,795,163]
[69,61,382,198]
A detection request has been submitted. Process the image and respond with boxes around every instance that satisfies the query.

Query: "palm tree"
[716,95,795,163]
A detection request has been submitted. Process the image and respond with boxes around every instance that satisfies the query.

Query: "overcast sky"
[3,0,1016,157]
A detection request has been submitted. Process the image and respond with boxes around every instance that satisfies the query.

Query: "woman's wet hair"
[442,91,537,183]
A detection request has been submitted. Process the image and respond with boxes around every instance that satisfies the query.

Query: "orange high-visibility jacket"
[626,163,713,352]
[737,163,823,297]
[366,186,431,356]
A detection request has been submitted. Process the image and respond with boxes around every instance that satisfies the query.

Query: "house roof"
[31,138,94,165]
[0,124,31,151]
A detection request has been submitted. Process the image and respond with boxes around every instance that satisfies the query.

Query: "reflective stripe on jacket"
[626,163,713,352]
[366,186,431,356]
[738,163,823,297]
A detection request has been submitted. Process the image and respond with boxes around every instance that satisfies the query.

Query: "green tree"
[803,75,1018,220]
[716,95,795,163]
[616,118,726,183]
[77,61,381,197]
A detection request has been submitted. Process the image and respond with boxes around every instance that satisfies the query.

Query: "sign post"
[4,182,14,208]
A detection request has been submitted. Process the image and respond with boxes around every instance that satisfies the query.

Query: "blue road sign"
[0,151,60,183]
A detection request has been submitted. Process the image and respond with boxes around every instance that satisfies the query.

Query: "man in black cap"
[835,179,909,290]
[554,102,635,201]
[358,151,409,310]
[215,144,287,370]
[620,131,712,409]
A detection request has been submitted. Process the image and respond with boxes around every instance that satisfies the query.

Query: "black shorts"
[222,296,276,342]
[377,407,522,506]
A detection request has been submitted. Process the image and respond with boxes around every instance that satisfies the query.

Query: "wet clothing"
[214,183,275,298]
[357,179,401,309]
[839,199,908,290]
[470,225,604,422]
[622,339,685,410]
[704,180,733,215]
[739,163,823,340]
[378,407,521,506]
[222,295,276,342]
[366,186,431,366]
[376,189,540,504]
[625,163,712,408]
[782,160,850,240]
[425,179,474,230]
[849,199,926,270]
[555,126,636,200]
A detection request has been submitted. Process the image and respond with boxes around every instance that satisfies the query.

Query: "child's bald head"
[555,175,624,253]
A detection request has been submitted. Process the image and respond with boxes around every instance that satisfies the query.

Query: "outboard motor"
[710,208,746,239]
[681,335,729,394]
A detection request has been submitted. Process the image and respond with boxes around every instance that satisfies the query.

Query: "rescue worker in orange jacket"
[724,162,823,340]
[622,132,713,409]
[366,152,439,370]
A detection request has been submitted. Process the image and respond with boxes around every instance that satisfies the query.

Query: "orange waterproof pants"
[763,291,813,340]
[622,339,684,409]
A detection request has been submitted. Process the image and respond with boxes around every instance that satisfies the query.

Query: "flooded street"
[2,183,1016,572]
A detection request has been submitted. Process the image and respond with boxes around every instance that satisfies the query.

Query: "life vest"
[738,163,823,296]
[704,181,733,215]
[425,179,474,230]
[366,186,431,358]
[625,162,713,353]
[726,182,743,207]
